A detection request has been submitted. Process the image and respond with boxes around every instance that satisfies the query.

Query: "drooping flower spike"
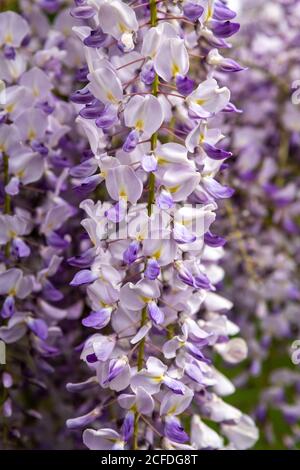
[68,0,258,450]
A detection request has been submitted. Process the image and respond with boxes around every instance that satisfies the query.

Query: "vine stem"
[133,0,158,450]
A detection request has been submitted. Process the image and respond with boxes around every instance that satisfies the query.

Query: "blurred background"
[217,0,300,450]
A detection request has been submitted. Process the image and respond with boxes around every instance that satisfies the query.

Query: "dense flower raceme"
[66,0,258,450]
[217,0,300,450]
[0,4,90,448]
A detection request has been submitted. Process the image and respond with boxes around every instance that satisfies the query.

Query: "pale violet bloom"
[0,124,20,156]
[207,48,244,73]
[81,333,117,366]
[214,338,248,364]
[160,388,194,416]
[142,143,189,174]
[185,121,225,154]
[118,386,154,416]
[98,0,138,52]
[87,65,123,105]
[5,148,44,195]
[221,415,259,450]
[0,11,30,48]
[158,166,200,202]
[76,116,106,156]
[97,355,131,392]
[105,165,143,204]
[191,415,224,449]
[163,321,210,361]
[124,95,164,140]
[186,78,230,118]
[83,428,125,450]
[14,108,47,142]
[0,268,34,318]
[131,357,187,395]
[154,37,189,82]
[120,279,160,311]
[0,214,31,257]
[201,394,242,423]
[141,23,178,59]
[19,67,53,101]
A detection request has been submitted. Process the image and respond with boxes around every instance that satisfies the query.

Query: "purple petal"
[95,105,119,129]
[203,178,235,199]
[163,376,185,395]
[70,269,98,286]
[144,259,160,280]
[5,177,20,196]
[103,358,126,384]
[83,28,107,48]
[147,301,164,325]
[176,75,195,96]
[211,21,240,38]
[165,416,189,443]
[194,271,212,290]
[123,130,139,153]
[68,248,96,268]
[82,308,111,329]
[183,2,204,21]
[177,265,194,287]
[4,45,16,60]
[213,2,236,21]
[79,100,105,119]
[31,140,48,156]
[66,407,101,429]
[185,342,211,363]
[12,238,30,258]
[184,362,203,384]
[204,231,226,247]
[123,241,140,265]
[222,102,243,113]
[122,411,134,442]
[27,318,48,340]
[173,224,196,244]
[1,296,15,319]
[2,372,13,388]
[70,6,96,19]
[76,65,89,83]
[157,190,174,210]
[219,58,245,73]
[141,61,155,85]
[47,232,70,249]
[203,142,232,160]
[42,280,64,302]
[105,200,127,223]
[70,158,98,178]
[74,175,101,194]
[70,89,93,104]
[142,153,158,172]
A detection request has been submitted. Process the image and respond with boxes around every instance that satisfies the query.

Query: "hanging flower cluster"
[0,3,89,448]
[67,0,258,450]
[218,0,300,450]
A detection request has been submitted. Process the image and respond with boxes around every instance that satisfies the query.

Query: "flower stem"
[133,0,159,450]
[137,306,148,371]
